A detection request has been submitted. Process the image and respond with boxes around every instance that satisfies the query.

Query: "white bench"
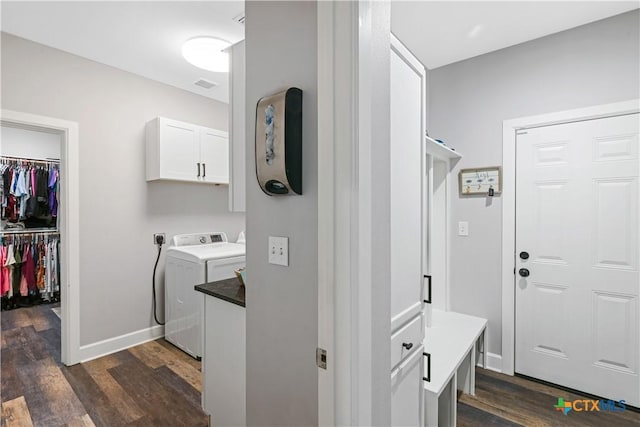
[423,309,487,427]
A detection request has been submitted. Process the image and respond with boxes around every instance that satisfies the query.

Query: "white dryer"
[165,231,245,359]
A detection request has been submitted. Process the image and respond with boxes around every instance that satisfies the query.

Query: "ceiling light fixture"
[182,36,230,73]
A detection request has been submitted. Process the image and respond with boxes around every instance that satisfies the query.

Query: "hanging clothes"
[0,234,60,309]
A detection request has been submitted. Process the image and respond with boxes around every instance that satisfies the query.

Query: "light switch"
[268,236,289,266]
[458,221,469,236]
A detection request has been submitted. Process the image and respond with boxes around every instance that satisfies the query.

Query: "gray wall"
[428,10,640,357]
[1,33,246,346]
[244,2,318,426]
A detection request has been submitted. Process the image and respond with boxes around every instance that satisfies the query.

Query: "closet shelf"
[425,136,462,161]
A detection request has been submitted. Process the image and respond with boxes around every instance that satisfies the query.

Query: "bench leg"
[425,391,439,427]
[457,349,474,395]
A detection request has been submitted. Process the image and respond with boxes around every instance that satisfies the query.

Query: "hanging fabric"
[1,156,60,232]
[0,232,60,310]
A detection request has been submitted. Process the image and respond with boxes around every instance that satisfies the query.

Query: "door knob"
[519,251,529,260]
[402,342,413,350]
[519,268,530,277]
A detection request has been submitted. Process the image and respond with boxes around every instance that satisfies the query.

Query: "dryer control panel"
[170,232,228,247]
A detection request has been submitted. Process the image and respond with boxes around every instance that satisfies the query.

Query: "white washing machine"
[165,231,245,359]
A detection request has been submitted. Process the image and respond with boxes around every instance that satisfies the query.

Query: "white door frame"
[1,109,81,366]
[501,99,640,375]
[317,0,392,425]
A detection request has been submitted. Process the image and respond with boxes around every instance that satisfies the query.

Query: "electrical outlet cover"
[268,236,289,266]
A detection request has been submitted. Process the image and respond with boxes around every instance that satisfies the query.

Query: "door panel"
[516,113,640,406]
[592,291,637,374]
[160,119,200,181]
[391,345,424,427]
[200,129,229,184]
[390,46,424,331]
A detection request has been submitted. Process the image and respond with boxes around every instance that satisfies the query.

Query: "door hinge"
[316,347,327,370]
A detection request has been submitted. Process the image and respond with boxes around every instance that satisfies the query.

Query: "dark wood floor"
[458,368,640,427]
[1,304,208,426]
[3,305,639,426]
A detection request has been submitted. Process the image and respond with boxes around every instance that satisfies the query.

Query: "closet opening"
[1,124,62,358]
[1,111,80,366]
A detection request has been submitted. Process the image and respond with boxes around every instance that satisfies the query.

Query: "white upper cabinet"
[228,40,246,211]
[146,117,229,184]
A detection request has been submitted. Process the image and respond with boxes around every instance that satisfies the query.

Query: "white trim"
[1,109,81,366]
[501,99,640,376]
[79,325,164,363]
[484,352,503,373]
[317,2,391,424]
[317,1,336,425]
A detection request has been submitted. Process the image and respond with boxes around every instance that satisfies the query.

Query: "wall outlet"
[268,236,289,266]
[458,222,469,236]
[154,233,166,245]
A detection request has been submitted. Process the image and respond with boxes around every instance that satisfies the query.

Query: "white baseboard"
[79,325,164,363]
[485,352,502,373]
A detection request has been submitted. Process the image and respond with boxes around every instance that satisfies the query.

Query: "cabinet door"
[391,345,424,427]
[390,38,425,332]
[159,118,200,181]
[200,128,229,184]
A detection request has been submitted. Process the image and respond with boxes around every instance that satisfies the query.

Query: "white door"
[516,113,640,406]
[159,119,200,181]
[200,128,229,184]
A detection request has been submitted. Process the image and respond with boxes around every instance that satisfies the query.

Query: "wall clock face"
[459,167,502,195]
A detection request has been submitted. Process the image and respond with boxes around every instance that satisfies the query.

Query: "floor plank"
[1,396,34,427]
[154,365,202,409]
[64,414,97,427]
[82,355,146,423]
[129,340,202,392]
[22,357,87,426]
[457,402,524,427]
[62,363,129,427]
[107,355,208,427]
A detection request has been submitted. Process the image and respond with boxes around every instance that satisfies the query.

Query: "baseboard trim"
[79,325,164,363]
[485,352,502,373]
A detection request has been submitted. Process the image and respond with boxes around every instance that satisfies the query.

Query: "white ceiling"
[1,1,245,103]
[392,1,639,70]
[1,2,637,104]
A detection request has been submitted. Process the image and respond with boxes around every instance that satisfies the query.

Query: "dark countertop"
[195,278,245,308]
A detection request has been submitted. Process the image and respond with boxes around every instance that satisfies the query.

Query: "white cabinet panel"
[390,40,424,332]
[200,129,229,184]
[203,295,246,426]
[390,313,423,370]
[161,120,200,181]
[391,345,424,427]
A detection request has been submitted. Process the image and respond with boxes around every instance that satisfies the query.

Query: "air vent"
[194,79,218,89]
[232,13,245,25]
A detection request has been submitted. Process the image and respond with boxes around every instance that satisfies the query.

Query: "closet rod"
[0,155,60,164]
[1,229,59,236]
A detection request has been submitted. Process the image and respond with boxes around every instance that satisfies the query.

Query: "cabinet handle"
[202,163,206,178]
[423,352,431,382]
[423,275,432,304]
[197,162,201,178]
[402,342,413,350]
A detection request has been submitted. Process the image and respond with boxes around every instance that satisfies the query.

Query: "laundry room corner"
[0,31,246,359]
